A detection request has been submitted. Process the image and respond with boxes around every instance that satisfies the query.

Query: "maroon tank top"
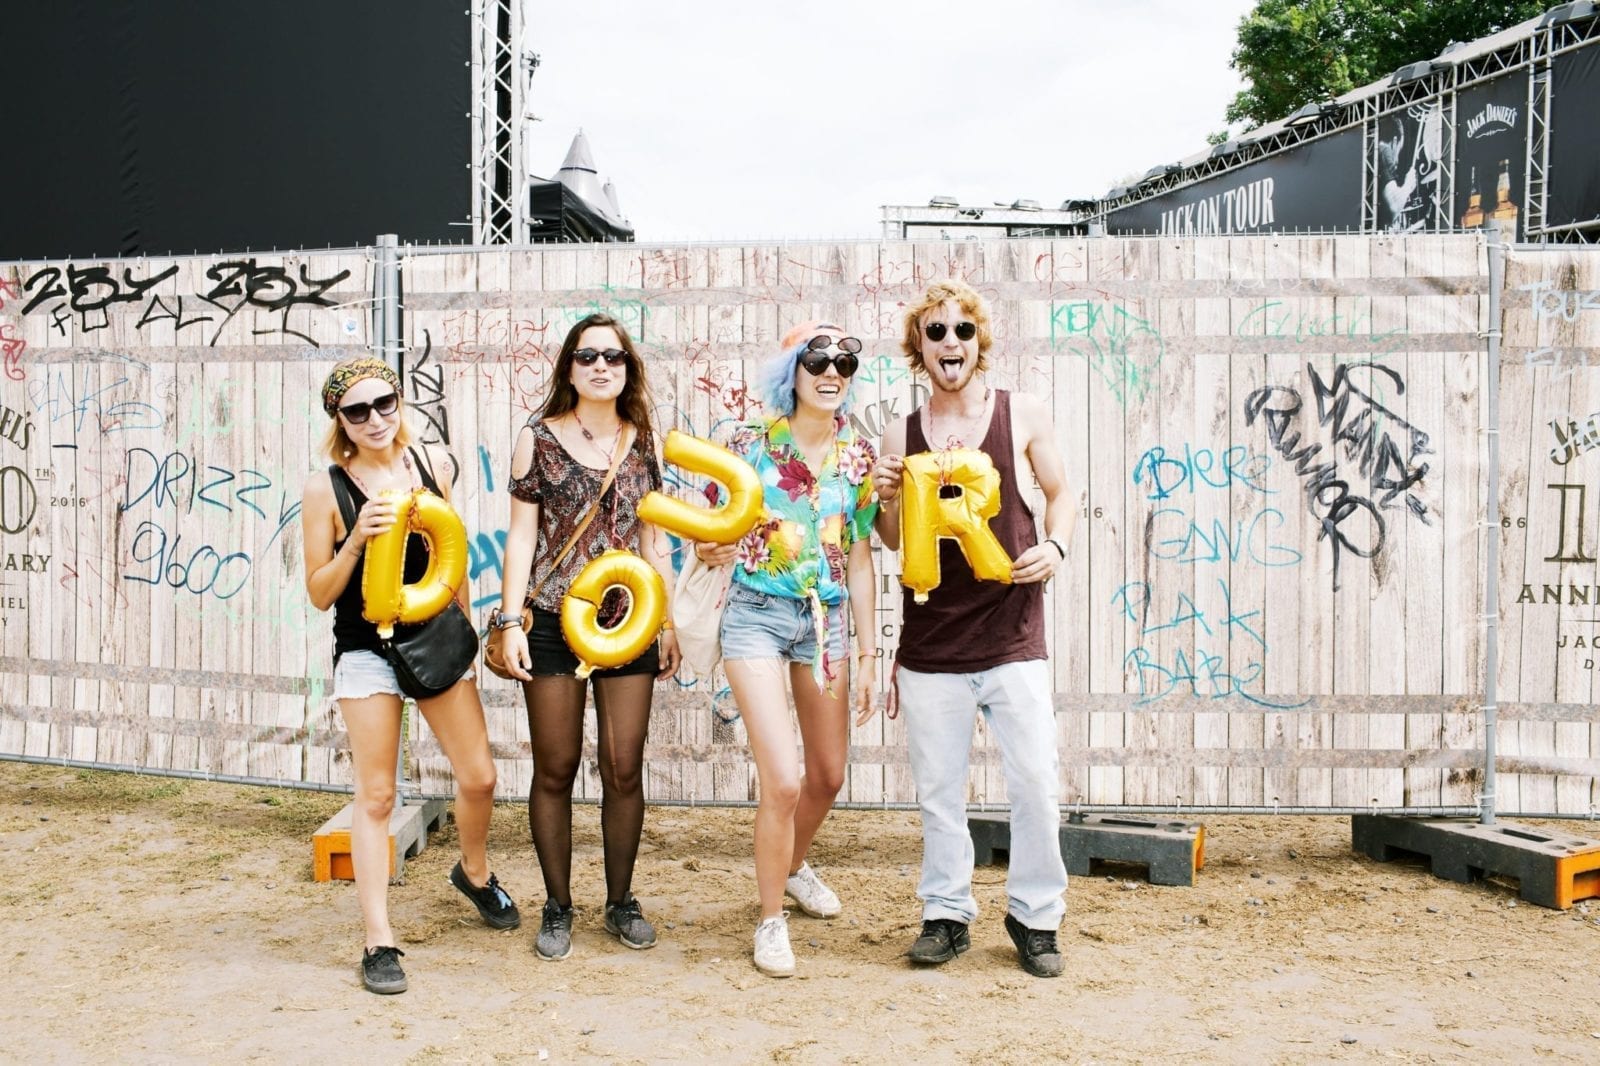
[896,389,1048,672]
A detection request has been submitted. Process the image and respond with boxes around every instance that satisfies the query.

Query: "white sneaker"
[753,913,795,977]
[784,862,842,919]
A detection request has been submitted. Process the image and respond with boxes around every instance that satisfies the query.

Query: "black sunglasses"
[573,348,628,367]
[924,321,977,343]
[800,334,861,377]
[338,391,400,424]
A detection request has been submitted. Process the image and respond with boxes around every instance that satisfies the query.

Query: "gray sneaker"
[603,894,657,950]
[535,899,573,961]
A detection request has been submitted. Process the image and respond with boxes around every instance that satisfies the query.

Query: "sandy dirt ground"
[2,761,1598,1064]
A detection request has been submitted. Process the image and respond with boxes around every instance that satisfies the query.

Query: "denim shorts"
[332,650,402,700]
[333,649,474,701]
[526,609,661,678]
[719,582,846,665]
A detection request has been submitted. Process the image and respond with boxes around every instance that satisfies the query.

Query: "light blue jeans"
[900,660,1067,930]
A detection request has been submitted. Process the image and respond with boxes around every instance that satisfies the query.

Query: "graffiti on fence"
[1244,360,1432,589]
[1050,300,1164,406]
[19,259,353,346]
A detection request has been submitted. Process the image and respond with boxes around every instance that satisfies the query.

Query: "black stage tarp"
[2,1,469,260]
[528,180,634,243]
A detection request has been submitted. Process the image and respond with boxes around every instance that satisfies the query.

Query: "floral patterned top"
[508,420,662,613]
[714,414,878,689]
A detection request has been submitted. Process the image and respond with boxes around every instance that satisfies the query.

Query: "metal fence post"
[1481,222,1506,826]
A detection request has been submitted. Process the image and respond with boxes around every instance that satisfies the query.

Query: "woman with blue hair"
[692,321,880,977]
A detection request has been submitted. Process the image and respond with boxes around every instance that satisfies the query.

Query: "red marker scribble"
[0,324,25,381]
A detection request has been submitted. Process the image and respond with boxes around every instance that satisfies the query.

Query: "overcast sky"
[521,0,1259,241]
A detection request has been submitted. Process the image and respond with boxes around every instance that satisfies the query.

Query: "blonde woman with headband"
[301,356,520,995]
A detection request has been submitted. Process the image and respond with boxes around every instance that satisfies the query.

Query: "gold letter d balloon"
[361,490,470,639]
[899,449,1012,603]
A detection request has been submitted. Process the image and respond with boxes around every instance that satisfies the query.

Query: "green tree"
[1225,0,1550,129]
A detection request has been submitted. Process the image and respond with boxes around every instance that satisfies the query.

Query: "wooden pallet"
[312,798,449,883]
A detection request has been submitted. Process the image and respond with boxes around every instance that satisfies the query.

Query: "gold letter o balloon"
[560,549,667,678]
[899,449,1013,604]
[361,489,469,639]
[635,430,763,544]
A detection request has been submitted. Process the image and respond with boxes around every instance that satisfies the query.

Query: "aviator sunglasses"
[924,320,977,343]
[337,391,399,424]
[800,334,861,377]
[573,348,629,367]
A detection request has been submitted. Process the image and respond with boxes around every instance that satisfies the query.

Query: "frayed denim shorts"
[332,650,402,700]
[332,649,473,702]
[719,582,846,665]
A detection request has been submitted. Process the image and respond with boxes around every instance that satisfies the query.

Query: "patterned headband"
[321,358,400,415]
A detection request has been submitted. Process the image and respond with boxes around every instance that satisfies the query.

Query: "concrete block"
[312,797,448,883]
[1351,815,1600,910]
[969,810,1206,887]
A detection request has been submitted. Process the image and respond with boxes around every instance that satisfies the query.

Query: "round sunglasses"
[924,320,977,343]
[573,348,628,367]
[337,391,399,424]
[800,334,862,377]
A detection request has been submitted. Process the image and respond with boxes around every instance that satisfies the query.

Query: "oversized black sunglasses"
[924,320,977,343]
[573,348,628,367]
[800,334,861,377]
[337,391,400,424]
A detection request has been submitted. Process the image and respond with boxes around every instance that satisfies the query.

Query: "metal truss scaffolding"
[1096,10,1600,243]
[470,0,533,245]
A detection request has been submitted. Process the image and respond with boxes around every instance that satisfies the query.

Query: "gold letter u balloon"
[900,449,1013,604]
[635,430,764,545]
[361,490,469,639]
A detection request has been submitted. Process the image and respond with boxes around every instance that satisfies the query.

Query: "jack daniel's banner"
[1452,74,1528,241]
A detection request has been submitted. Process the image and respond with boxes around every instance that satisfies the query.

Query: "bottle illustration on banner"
[1461,165,1485,228]
[1490,158,1519,225]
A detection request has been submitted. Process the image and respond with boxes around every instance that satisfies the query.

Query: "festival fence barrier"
[1,234,1597,815]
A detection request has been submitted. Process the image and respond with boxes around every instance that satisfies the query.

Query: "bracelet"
[660,619,676,632]
[856,648,877,660]
[1045,537,1066,560]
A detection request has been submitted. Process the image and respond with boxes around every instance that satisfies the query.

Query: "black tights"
[523,673,654,906]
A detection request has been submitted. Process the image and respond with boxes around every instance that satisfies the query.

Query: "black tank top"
[330,455,446,663]
[896,389,1048,672]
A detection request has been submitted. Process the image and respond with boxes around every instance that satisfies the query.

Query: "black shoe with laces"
[907,918,971,965]
[603,893,657,950]
[361,945,407,994]
[449,861,522,929]
[1004,912,1064,978]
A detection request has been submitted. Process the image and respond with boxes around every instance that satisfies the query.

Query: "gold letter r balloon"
[899,449,1013,604]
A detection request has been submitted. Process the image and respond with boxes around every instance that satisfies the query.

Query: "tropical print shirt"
[713,414,878,689]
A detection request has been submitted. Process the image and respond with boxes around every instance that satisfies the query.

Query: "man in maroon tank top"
[872,280,1075,978]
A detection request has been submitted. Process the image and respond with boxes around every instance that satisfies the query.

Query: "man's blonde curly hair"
[900,280,993,376]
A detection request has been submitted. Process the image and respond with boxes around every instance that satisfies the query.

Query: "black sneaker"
[907,918,970,965]
[1004,913,1064,978]
[449,861,522,930]
[361,946,407,994]
[535,899,574,961]
[603,894,657,950]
